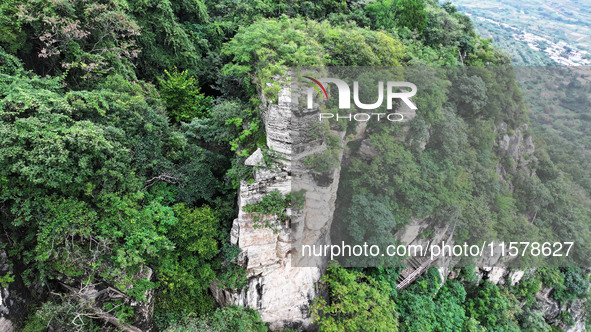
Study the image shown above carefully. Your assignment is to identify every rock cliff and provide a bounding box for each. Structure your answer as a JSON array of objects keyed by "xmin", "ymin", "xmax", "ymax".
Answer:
[
  {"xmin": 214, "ymin": 82, "xmax": 587, "ymax": 331},
  {"xmin": 211, "ymin": 84, "xmax": 346, "ymax": 330}
]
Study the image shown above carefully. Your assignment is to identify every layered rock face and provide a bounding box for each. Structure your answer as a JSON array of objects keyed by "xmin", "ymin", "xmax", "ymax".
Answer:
[
  {"xmin": 211, "ymin": 70, "xmax": 424, "ymax": 328},
  {"xmin": 211, "ymin": 86, "xmax": 346, "ymax": 330},
  {"xmin": 495, "ymin": 122, "xmax": 537, "ymax": 192}
]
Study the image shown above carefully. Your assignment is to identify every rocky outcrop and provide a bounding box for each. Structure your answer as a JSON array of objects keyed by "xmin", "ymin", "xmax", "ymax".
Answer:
[
  {"xmin": 497, "ymin": 123, "xmax": 536, "ymax": 168},
  {"xmin": 0, "ymin": 250, "xmax": 29, "ymax": 332},
  {"xmin": 537, "ymin": 285, "xmax": 587, "ymax": 332},
  {"xmin": 473, "ymin": 267, "xmax": 527, "ymax": 285},
  {"xmin": 495, "ymin": 122, "xmax": 537, "ymax": 191},
  {"xmin": 211, "ymin": 83, "xmax": 347, "ymax": 330}
]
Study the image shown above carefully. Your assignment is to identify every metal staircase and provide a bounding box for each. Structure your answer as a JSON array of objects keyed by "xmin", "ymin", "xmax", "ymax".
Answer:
[{"xmin": 395, "ymin": 230, "xmax": 453, "ymax": 290}]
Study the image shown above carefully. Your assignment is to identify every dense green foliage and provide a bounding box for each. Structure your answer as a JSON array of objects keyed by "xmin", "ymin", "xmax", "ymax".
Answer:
[
  {"xmin": 313, "ymin": 265, "xmax": 589, "ymax": 332},
  {"xmin": 165, "ymin": 306, "xmax": 268, "ymax": 332},
  {"xmin": 0, "ymin": 0, "xmax": 589, "ymax": 330},
  {"xmin": 311, "ymin": 263, "xmax": 398, "ymax": 331},
  {"xmin": 158, "ymin": 69, "xmax": 213, "ymax": 123}
]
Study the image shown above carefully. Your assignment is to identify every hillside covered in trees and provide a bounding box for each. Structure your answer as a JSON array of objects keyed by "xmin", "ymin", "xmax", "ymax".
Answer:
[{"xmin": 0, "ymin": 0, "xmax": 589, "ymax": 331}]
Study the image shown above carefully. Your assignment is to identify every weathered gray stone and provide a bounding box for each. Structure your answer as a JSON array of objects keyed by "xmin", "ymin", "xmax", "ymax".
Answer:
[
  {"xmin": 245, "ymin": 148, "xmax": 264, "ymax": 166},
  {"xmin": 496, "ymin": 123, "xmax": 537, "ymax": 173},
  {"xmin": 211, "ymin": 80, "xmax": 342, "ymax": 330},
  {"xmin": 487, "ymin": 267, "xmax": 507, "ymax": 285},
  {"xmin": 508, "ymin": 270, "xmax": 525, "ymax": 286},
  {"xmin": 0, "ymin": 250, "xmax": 29, "ymax": 332}
]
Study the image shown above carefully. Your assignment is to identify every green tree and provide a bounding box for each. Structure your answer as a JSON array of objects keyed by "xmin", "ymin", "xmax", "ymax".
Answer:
[
  {"xmin": 127, "ymin": 0, "xmax": 209, "ymax": 81},
  {"xmin": 222, "ymin": 16, "xmax": 404, "ymax": 99},
  {"xmin": 366, "ymin": 0, "xmax": 427, "ymax": 33},
  {"xmin": 517, "ymin": 308, "xmax": 551, "ymax": 332},
  {"xmin": 465, "ymin": 282, "xmax": 521, "ymax": 331},
  {"xmin": 155, "ymin": 203, "xmax": 220, "ymax": 317},
  {"xmin": 0, "ymin": 69, "xmax": 226, "ymax": 330},
  {"xmin": 14, "ymin": 0, "xmax": 140, "ymax": 83},
  {"xmin": 165, "ymin": 306, "xmax": 268, "ymax": 332},
  {"xmin": 553, "ymin": 268, "xmax": 590, "ymax": 301},
  {"xmin": 311, "ymin": 264, "xmax": 398, "ymax": 331},
  {"xmin": 395, "ymin": 268, "xmax": 468, "ymax": 332},
  {"xmin": 158, "ymin": 68, "xmax": 213, "ymax": 123}
]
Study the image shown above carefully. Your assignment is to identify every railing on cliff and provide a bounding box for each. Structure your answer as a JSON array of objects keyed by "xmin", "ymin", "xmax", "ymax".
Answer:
[{"xmin": 395, "ymin": 230, "xmax": 453, "ymax": 290}]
